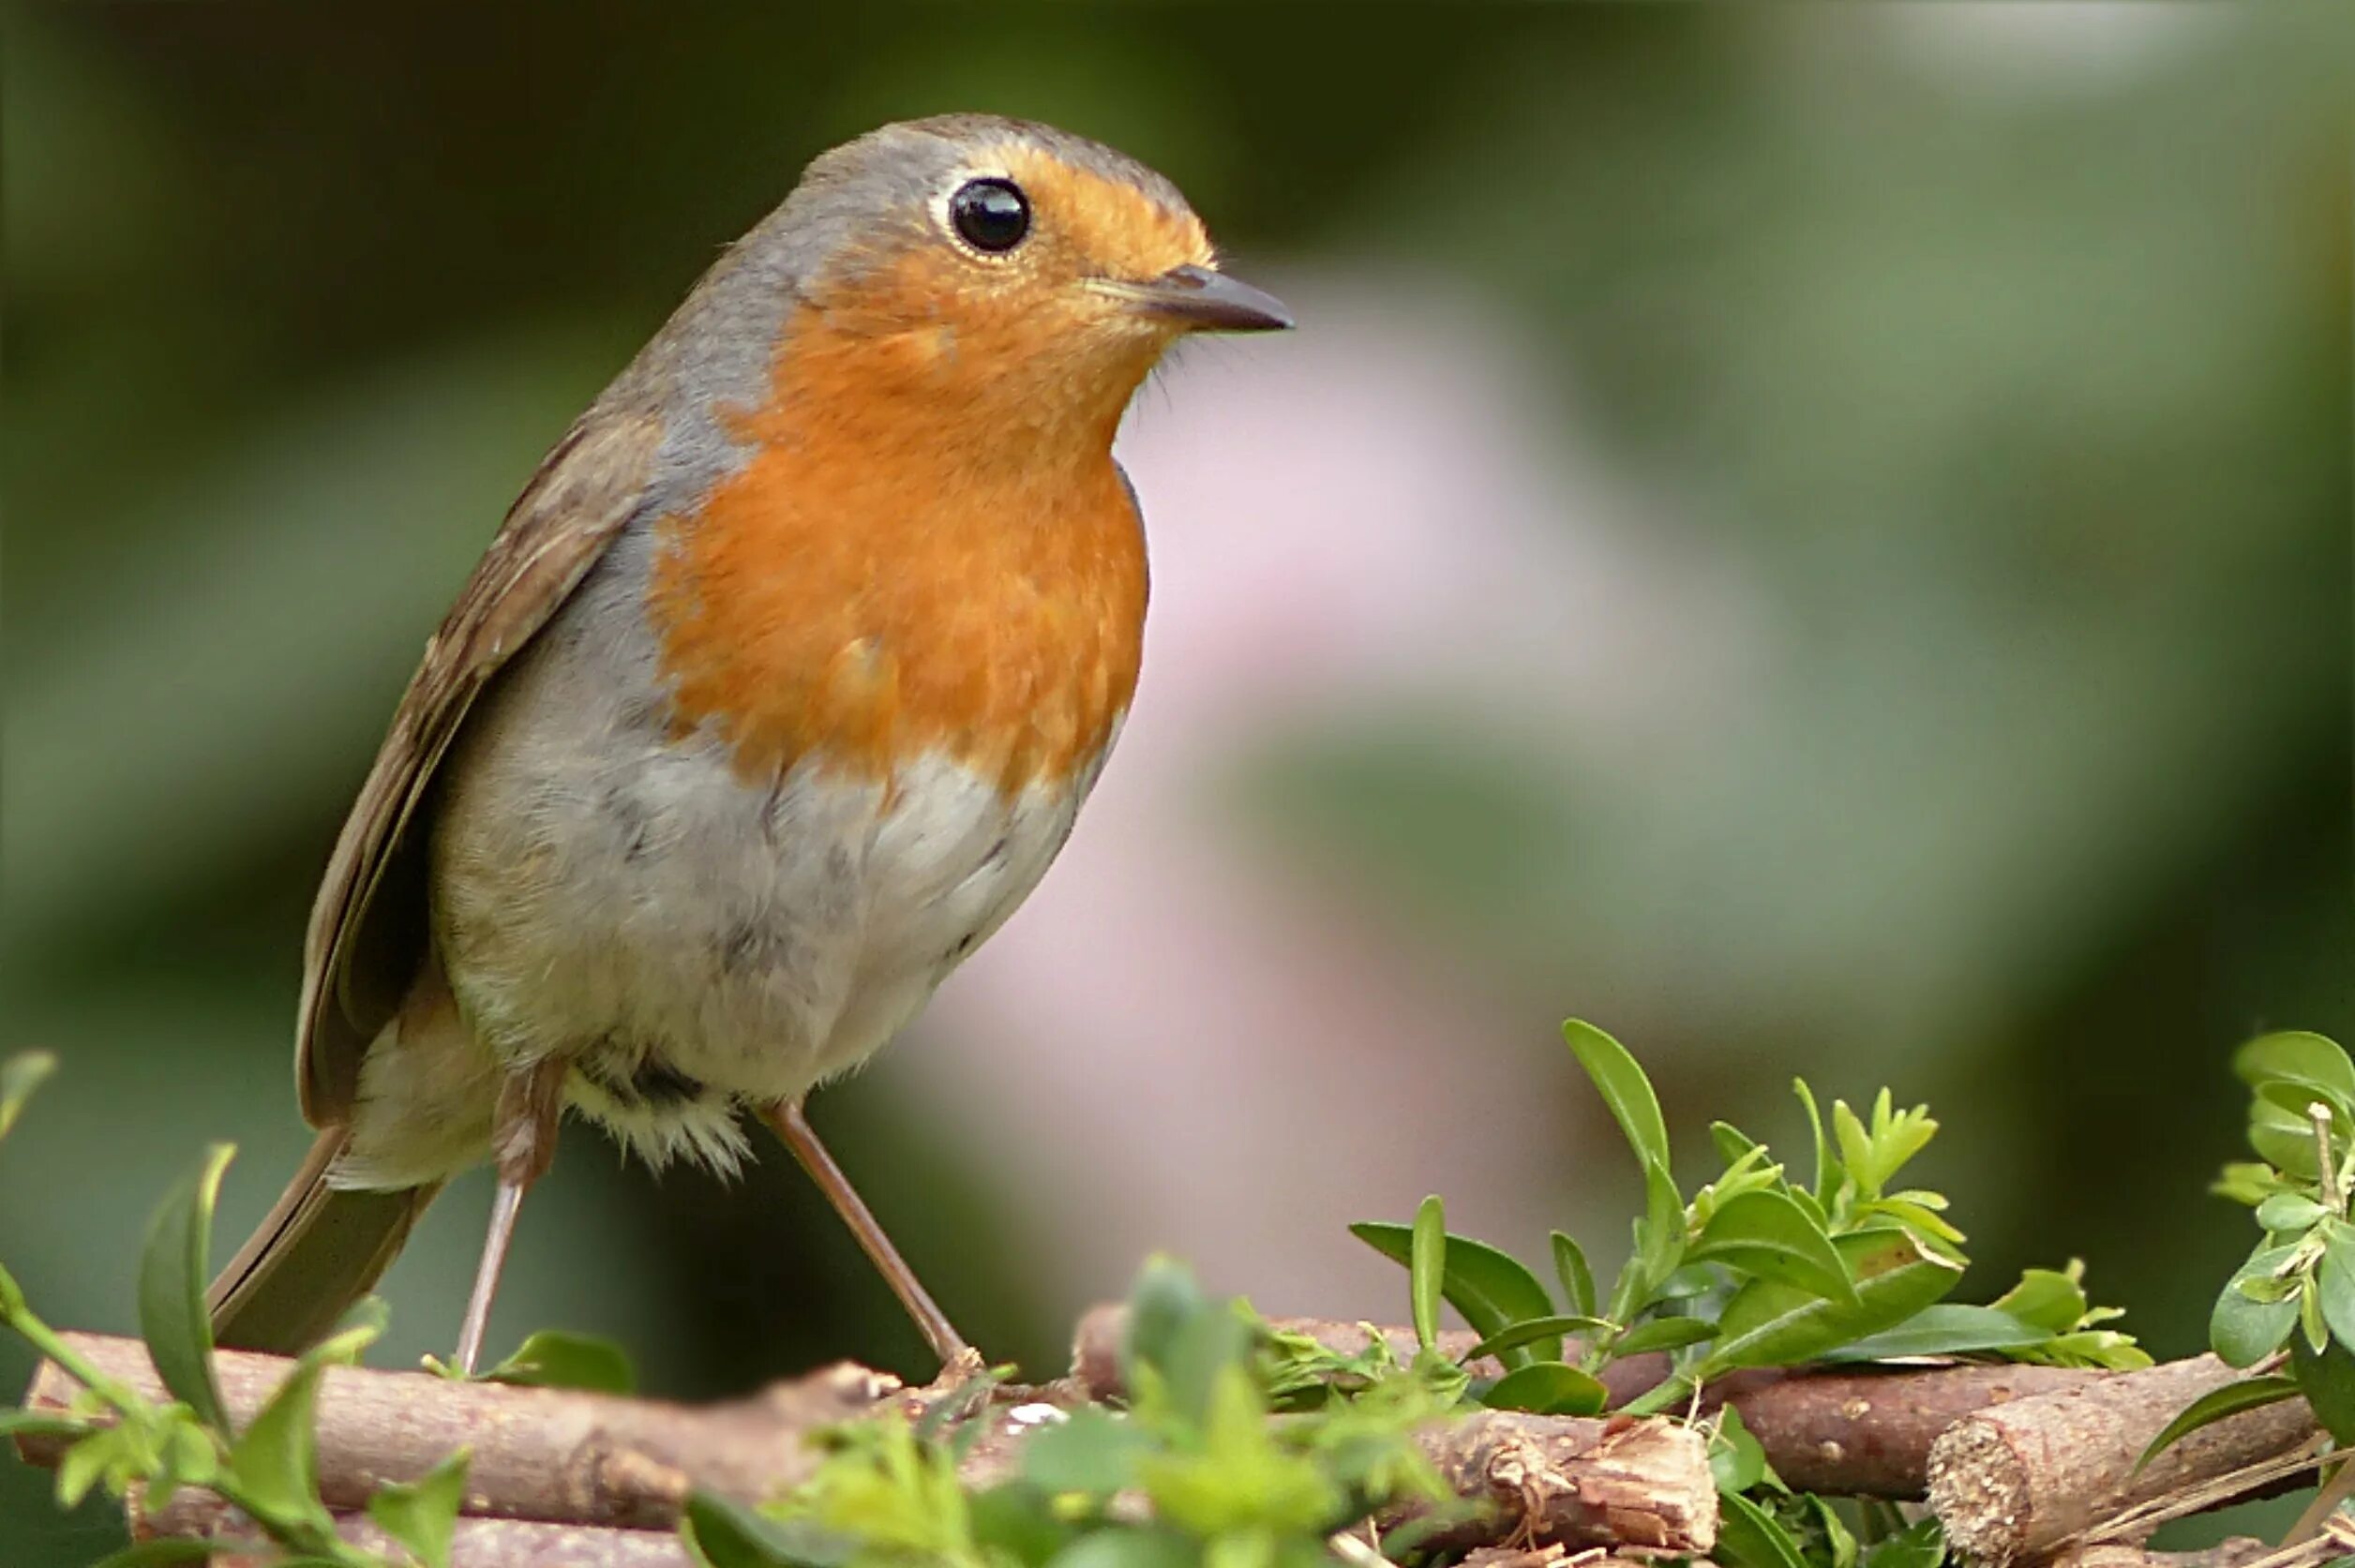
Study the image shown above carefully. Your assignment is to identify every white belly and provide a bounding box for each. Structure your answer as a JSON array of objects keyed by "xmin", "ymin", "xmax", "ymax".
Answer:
[{"xmin": 338, "ymin": 557, "xmax": 1110, "ymax": 1186}]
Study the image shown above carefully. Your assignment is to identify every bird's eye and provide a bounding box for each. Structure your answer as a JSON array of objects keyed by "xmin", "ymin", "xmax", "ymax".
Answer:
[{"xmin": 948, "ymin": 178, "xmax": 1031, "ymax": 254}]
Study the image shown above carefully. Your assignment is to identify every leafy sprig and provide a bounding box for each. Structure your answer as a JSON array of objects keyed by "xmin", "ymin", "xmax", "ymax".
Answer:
[{"xmin": 1352, "ymin": 1022, "xmax": 2145, "ymax": 1424}]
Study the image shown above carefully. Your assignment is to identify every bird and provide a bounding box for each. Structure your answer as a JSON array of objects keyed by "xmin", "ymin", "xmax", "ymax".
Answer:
[{"xmin": 203, "ymin": 113, "xmax": 1291, "ymax": 1375}]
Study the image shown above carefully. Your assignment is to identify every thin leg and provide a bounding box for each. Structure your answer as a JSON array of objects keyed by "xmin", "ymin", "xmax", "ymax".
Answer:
[
  {"xmin": 760, "ymin": 1099, "xmax": 970, "ymax": 1366},
  {"xmin": 454, "ymin": 1057, "xmax": 567, "ymax": 1376}
]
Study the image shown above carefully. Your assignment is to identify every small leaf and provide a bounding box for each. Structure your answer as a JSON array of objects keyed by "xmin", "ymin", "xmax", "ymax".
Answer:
[
  {"xmin": 1022, "ymin": 1406, "xmax": 1148, "ymax": 1496},
  {"xmin": 1793, "ymin": 1079, "xmax": 1840, "ymax": 1208},
  {"xmin": 484, "ymin": 1330, "xmax": 635, "ymax": 1395},
  {"xmin": 1863, "ymin": 1520, "xmax": 1947, "ymax": 1568},
  {"xmin": 1552, "ymin": 1232, "xmax": 1597, "ymax": 1319},
  {"xmin": 1709, "ymin": 1404, "xmax": 1770, "ymax": 1494},
  {"xmin": 1989, "ymin": 1268, "xmax": 2089, "ymax": 1337},
  {"xmin": 1613, "ymin": 1316, "xmax": 1718, "ymax": 1355},
  {"xmin": 1044, "ymin": 1529, "xmax": 1200, "ymax": 1568},
  {"xmin": 1481, "ymin": 1361, "xmax": 1609, "ymax": 1416},
  {"xmin": 1702, "ymin": 1229, "xmax": 1964, "ymax": 1377},
  {"xmin": 1351, "ymin": 1222, "xmax": 1559, "ymax": 1366},
  {"xmin": 0, "ymin": 1051, "xmax": 57, "ymax": 1142},
  {"xmin": 139, "ymin": 1144, "xmax": 235, "ymax": 1436},
  {"xmin": 2250, "ymin": 1096, "xmax": 2324, "ymax": 1181},
  {"xmin": 1816, "ymin": 1305, "xmax": 2045, "ymax": 1363},
  {"xmin": 2138, "ymin": 1374, "xmax": 2302, "ymax": 1471},
  {"xmin": 1633, "ymin": 1155, "xmax": 1688, "ymax": 1300},
  {"xmin": 1462, "ymin": 1315, "xmax": 1616, "ymax": 1365},
  {"xmin": 2295, "ymin": 1332, "xmax": 2355, "ymax": 1444},
  {"xmin": 1712, "ymin": 1122, "xmax": 1762, "ymax": 1166},
  {"xmin": 224, "ymin": 1352, "xmax": 336, "ymax": 1536},
  {"xmin": 368, "ymin": 1448, "xmax": 471, "ymax": 1568},
  {"xmin": 2258, "ymin": 1193, "xmax": 2330, "ymax": 1234},
  {"xmin": 683, "ymin": 1491, "xmax": 859, "ymax": 1568},
  {"xmin": 2235, "ymin": 1033, "xmax": 2355, "ymax": 1101},
  {"xmin": 1410, "ymin": 1196, "xmax": 1446, "ymax": 1354},
  {"xmin": 2321, "ymin": 1229, "xmax": 2355, "ymax": 1351},
  {"xmin": 1718, "ymin": 1489, "xmax": 1810, "ymax": 1568},
  {"xmin": 1564, "ymin": 1020, "xmax": 1671, "ymax": 1175},
  {"xmin": 1689, "ymin": 1189, "xmax": 1859, "ymax": 1307}
]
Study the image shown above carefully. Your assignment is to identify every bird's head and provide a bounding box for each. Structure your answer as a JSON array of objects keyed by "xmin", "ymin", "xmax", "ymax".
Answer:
[{"xmin": 752, "ymin": 114, "xmax": 1290, "ymax": 454}]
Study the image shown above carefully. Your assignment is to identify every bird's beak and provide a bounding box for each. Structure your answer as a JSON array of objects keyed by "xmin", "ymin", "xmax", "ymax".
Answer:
[{"xmin": 1100, "ymin": 264, "xmax": 1293, "ymax": 333}]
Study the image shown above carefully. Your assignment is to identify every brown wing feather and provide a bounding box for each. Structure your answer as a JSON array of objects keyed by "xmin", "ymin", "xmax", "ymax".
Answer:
[{"xmin": 296, "ymin": 408, "xmax": 664, "ymax": 1124}]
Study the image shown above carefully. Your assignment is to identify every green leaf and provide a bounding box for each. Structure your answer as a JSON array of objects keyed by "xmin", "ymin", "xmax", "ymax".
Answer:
[
  {"xmin": 2294, "ymin": 1333, "xmax": 2355, "ymax": 1445},
  {"xmin": 1350, "ymin": 1222, "xmax": 1559, "ymax": 1366},
  {"xmin": 1816, "ymin": 1305, "xmax": 2046, "ymax": 1363},
  {"xmin": 2212, "ymin": 1243, "xmax": 2302, "ymax": 1367},
  {"xmin": 1022, "ymin": 1407, "xmax": 1150, "ymax": 1497},
  {"xmin": 1634, "ymin": 1156, "xmax": 1688, "ymax": 1300},
  {"xmin": 2321, "ymin": 1228, "xmax": 2355, "ymax": 1351},
  {"xmin": 1989, "ymin": 1268, "xmax": 2089, "ymax": 1337},
  {"xmin": 1613, "ymin": 1316, "xmax": 1718, "ymax": 1355},
  {"xmin": 224, "ymin": 1352, "xmax": 335, "ymax": 1537},
  {"xmin": 2235, "ymin": 1032, "xmax": 2355, "ymax": 1104},
  {"xmin": 1044, "ymin": 1529, "xmax": 1201, "ymax": 1568},
  {"xmin": 2137, "ymin": 1375, "xmax": 2302, "ymax": 1471},
  {"xmin": 1688, "ymin": 1189, "xmax": 1859, "ymax": 1307},
  {"xmin": 1410, "ymin": 1196, "xmax": 1446, "ymax": 1354},
  {"xmin": 1552, "ymin": 1232, "xmax": 1598, "ymax": 1320},
  {"xmin": 1565, "ymin": 1020, "xmax": 1671, "ymax": 1175},
  {"xmin": 1709, "ymin": 1404, "xmax": 1770, "ymax": 1494},
  {"xmin": 1718, "ymin": 1489, "xmax": 1810, "ymax": 1568},
  {"xmin": 139, "ymin": 1143, "xmax": 235, "ymax": 1436},
  {"xmin": 1711, "ymin": 1122, "xmax": 1762, "ymax": 1166},
  {"xmin": 1462, "ymin": 1315, "xmax": 1616, "ymax": 1365},
  {"xmin": 1702, "ymin": 1229, "xmax": 1964, "ymax": 1377},
  {"xmin": 84, "ymin": 1544, "xmax": 218, "ymax": 1568},
  {"xmin": 683, "ymin": 1491, "xmax": 859, "ymax": 1568},
  {"xmin": 483, "ymin": 1330, "xmax": 635, "ymax": 1395},
  {"xmin": 367, "ymin": 1448, "xmax": 471, "ymax": 1568},
  {"xmin": 2258, "ymin": 1193, "xmax": 2330, "ymax": 1233},
  {"xmin": 1481, "ymin": 1361, "xmax": 1609, "ymax": 1416},
  {"xmin": 0, "ymin": 1051, "xmax": 57, "ymax": 1142},
  {"xmin": 1862, "ymin": 1519, "xmax": 1947, "ymax": 1568},
  {"xmin": 1793, "ymin": 1080, "xmax": 1841, "ymax": 1208},
  {"xmin": 2250, "ymin": 1096, "xmax": 2324, "ymax": 1181}
]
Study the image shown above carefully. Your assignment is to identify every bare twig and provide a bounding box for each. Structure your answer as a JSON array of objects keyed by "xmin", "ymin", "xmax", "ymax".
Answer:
[{"xmin": 1927, "ymin": 1354, "xmax": 2324, "ymax": 1565}]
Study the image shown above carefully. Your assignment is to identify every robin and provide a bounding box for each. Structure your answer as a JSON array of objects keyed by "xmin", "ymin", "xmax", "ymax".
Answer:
[{"xmin": 203, "ymin": 114, "xmax": 1290, "ymax": 1374}]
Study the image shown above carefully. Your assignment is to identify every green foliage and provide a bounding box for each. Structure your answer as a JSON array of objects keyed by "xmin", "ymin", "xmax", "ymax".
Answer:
[
  {"xmin": 1352, "ymin": 1022, "xmax": 2145, "ymax": 1424},
  {"xmin": 0, "ymin": 1053, "xmax": 455, "ymax": 1568},
  {"xmin": 2155, "ymin": 1031, "xmax": 2355, "ymax": 1461},
  {"xmin": 686, "ymin": 1259, "xmax": 1455, "ymax": 1568}
]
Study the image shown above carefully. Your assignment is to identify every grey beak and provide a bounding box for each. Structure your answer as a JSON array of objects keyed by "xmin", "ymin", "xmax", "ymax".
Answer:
[{"xmin": 1123, "ymin": 264, "xmax": 1293, "ymax": 333}]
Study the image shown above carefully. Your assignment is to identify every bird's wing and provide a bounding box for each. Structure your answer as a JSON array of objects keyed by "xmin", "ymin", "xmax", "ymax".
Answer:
[{"xmin": 296, "ymin": 407, "xmax": 665, "ymax": 1125}]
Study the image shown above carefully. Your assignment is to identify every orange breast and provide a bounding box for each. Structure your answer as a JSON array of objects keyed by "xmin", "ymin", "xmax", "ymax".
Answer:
[{"xmin": 648, "ymin": 304, "xmax": 1150, "ymax": 797}]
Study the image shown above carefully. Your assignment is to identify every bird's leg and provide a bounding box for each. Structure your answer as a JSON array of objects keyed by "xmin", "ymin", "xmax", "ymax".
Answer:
[
  {"xmin": 759, "ymin": 1099, "xmax": 973, "ymax": 1369},
  {"xmin": 454, "ymin": 1055, "xmax": 568, "ymax": 1376}
]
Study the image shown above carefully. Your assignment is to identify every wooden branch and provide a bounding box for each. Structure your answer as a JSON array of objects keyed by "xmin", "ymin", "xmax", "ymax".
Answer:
[
  {"xmin": 22, "ymin": 1333, "xmax": 911, "ymax": 1527},
  {"xmin": 1927, "ymin": 1355, "xmax": 2325, "ymax": 1566},
  {"xmin": 1075, "ymin": 1307, "xmax": 2095, "ymax": 1498},
  {"xmin": 22, "ymin": 1333, "xmax": 1717, "ymax": 1554},
  {"xmin": 140, "ymin": 1492, "xmax": 690, "ymax": 1567}
]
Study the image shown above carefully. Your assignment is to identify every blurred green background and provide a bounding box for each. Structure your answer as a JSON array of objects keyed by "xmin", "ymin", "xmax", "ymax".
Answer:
[{"xmin": 4, "ymin": 6, "xmax": 2348, "ymax": 1562}]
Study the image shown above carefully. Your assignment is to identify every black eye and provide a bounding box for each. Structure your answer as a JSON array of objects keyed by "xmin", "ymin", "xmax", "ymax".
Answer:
[{"xmin": 949, "ymin": 177, "xmax": 1030, "ymax": 253}]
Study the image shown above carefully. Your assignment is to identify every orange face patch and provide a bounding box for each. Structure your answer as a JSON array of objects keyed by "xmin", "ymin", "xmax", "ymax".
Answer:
[{"xmin": 646, "ymin": 300, "xmax": 1151, "ymax": 798}]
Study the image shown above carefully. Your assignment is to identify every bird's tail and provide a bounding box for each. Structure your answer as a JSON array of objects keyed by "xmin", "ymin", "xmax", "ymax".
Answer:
[{"xmin": 206, "ymin": 1127, "xmax": 439, "ymax": 1354}]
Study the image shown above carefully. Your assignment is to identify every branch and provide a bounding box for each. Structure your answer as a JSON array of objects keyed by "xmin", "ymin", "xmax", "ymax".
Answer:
[
  {"xmin": 22, "ymin": 1332, "xmax": 1718, "ymax": 1555},
  {"xmin": 1927, "ymin": 1354, "xmax": 2325, "ymax": 1565},
  {"xmin": 139, "ymin": 1493, "xmax": 689, "ymax": 1567},
  {"xmin": 1076, "ymin": 1308, "xmax": 2097, "ymax": 1498}
]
